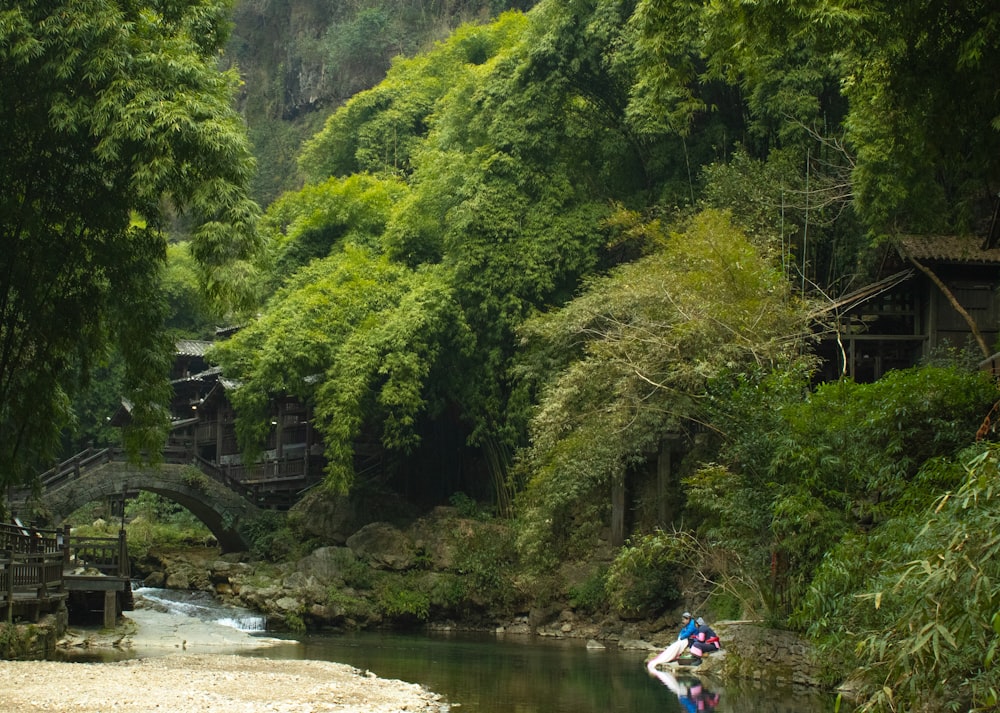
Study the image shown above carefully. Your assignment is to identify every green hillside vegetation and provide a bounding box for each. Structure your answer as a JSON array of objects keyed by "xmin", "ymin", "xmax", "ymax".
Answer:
[
  {"xmin": 211, "ymin": 2, "xmax": 1000, "ymax": 709},
  {"xmin": 206, "ymin": 1, "xmax": 1000, "ymax": 708},
  {"xmin": 223, "ymin": 0, "xmax": 539, "ymax": 203}
]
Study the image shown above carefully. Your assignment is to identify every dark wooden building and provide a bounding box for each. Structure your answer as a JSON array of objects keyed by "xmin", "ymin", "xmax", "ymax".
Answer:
[
  {"xmin": 816, "ymin": 234, "xmax": 1000, "ymax": 382},
  {"xmin": 114, "ymin": 338, "xmax": 325, "ymax": 508}
]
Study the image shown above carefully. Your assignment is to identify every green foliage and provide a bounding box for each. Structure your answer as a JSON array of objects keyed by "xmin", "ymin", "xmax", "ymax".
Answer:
[
  {"xmin": 64, "ymin": 359, "xmax": 126, "ymax": 456},
  {"xmin": 125, "ymin": 491, "xmax": 205, "ymax": 531},
  {"xmin": 0, "ymin": 0, "xmax": 260, "ymax": 486},
  {"xmin": 337, "ymin": 551, "xmax": 377, "ymax": 590},
  {"xmin": 606, "ymin": 532, "xmax": 682, "ymax": 618},
  {"xmin": 516, "ymin": 209, "xmax": 814, "ymax": 568},
  {"xmin": 795, "ymin": 444, "xmax": 1000, "ymax": 712},
  {"xmin": 299, "ymin": 14, "xmax": 530, "ymax": 181},
  {"xmin": 260, "ymin": 173, "xmax": 408, "ymax": 290},
  {"xmin": 0, "ymin": 623, "xmax": 32, "ymax": 660},
  {"xmin": 568, "ymin": 566, "xmax": 609, "ymax": 614},
  {"xmin": 239, "ymin": 511, "xmax": 294, "ymax": 561},
  {"xmin": 452, "ymin": 523, "xmax": 520, "ymax": 613},
  {"xmin": 326, "ymin": 586, "xmax": 377, "ymax": 621},
  {"xmin": 628, "ymin": 0, "xmax": 1000, "ymax": 234},
  {"xmin": 691, "ymin": 362, "xmax": 999, "ymax": 623},
  {"xmin": 375, "ymin": 574, "xmax": 433, "ymax": 622},
  {"xmin": 68, "ymin": 493, "xmax": 214, "ymax": 557},
  {"xmin": 283, "ymin": 610, "xmax": 307, "ymax": 633},
  {"xmin": 448, "ymin": 492, "xmax": 483, "ymax": 519},
  {"xmin": 212, "ymin": 246, "xmax": 473, "ymax": 491},
  {"xmin": 163, "ymin": 242, "xmax": 223, "ymax": 339},
  {"xmin": 181, "ymin": 467, "xmax": 210, "ymax": 493}
]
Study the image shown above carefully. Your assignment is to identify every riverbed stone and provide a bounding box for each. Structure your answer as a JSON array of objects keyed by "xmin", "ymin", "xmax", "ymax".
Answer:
[
  {"xmin": 406, "ymin": 507, "xmax": 461, "ymax": 570},
  {"xmin": 286, "ymin": 488, "xmax": 361, "ymax": 544},
  {"xmin": 165, "ymin": 572, "xmax": 190, "ymax": 590},
  {"xmin": 712, "ymin": 621, "xmax": 823, "ymax": 686},
  {"xmin": 620, "ymin": 639, "xmax": 656, "ymax": 651}
]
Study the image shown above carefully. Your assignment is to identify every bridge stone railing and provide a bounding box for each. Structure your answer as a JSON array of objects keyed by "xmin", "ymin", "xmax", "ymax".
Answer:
[{"xmin": 13, "ymin": 454, "xmax": 262, "ymax": 553}]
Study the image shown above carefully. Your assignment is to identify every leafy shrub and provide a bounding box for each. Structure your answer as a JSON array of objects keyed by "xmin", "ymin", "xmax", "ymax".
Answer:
[
  {"xmin": 180, "ymin": 467, "xmax": 209, "ymax": 493},
  {"xmin": 326, "ymin": 587, "xmax": 375, "ymax": 621},
  {"xmin": 453, "ymin": 523, "xmax": 520, "ymax": 614},
  {"xmin": 239, "ymin": 511, "xmax": 291, "ymax": 561},
  {"xmin": 606, "ymin": 532, "xmax": 682, "ymax": 618},
  {"xmin": 283, "ymin": 610, "xmax": 306, "ymax": 633},
  {"xmin": 568, "ymin": 566, "xmax": 608, "ymax": 613},
  {"xmin": 692, "ymin": 363, "xmax": 998, "ymax": 622},
  {"xmin": 338, "ymin": 551, "xmax": 375, "ymax": 590},
  {"xmin": 375, "ymin": 574, "xmax": 431, "ymax": 623},
  {"xmin": 448, "ymin": 491, "xmax": 480, "ymax": 519},
  {"xmin": 804, "ymin": 444, "xmax": 1000, "ymax": 711}
]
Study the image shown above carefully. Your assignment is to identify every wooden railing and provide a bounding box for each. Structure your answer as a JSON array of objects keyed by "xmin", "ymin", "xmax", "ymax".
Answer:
[
  {"xmin": 36, "ymin": 447, "xmax": 116, "ymax": 491},
  {"xmin": 0, "ymin": 523, "xmax": 67, "ymax": 622},
  {"xmin": 66, "ymin": 529, "xmax": 130, "ymax": 580}
]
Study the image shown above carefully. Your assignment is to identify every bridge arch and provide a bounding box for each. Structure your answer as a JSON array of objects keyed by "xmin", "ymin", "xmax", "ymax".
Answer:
[{"xmin": 34, "ymin": 460, "xmax": 261, "ymax": 553}]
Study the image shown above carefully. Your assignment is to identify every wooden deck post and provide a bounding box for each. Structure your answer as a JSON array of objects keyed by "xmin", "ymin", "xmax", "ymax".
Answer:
[
  {"xmin": 117, "ymin": 530, "xmax": 129, "ymax": 578},
  {"xmin": 103, "ymin": 590, "xmax": 117, "ymax": 629},
  {"xmin": 5, "ymin": 554, "xmax": 13, "ymax": 624},
  {"xmin": 63, "ymin": 525, "xmax": 71, "ymax": 567}
]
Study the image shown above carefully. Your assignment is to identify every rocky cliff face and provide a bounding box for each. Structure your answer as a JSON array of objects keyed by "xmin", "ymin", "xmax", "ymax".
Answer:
[{"xmin": 221, "ymin": 0, "xmax": 538, "ymax": 202}]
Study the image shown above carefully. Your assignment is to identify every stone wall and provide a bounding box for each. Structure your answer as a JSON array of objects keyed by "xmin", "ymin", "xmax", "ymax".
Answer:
[
  {"xmin": 713, "ymin": 620, "xmax": 824, "ymax": 687},
  {"xmin": 0, "ymin": 609, "xmax": 68, "ymax": 660}
]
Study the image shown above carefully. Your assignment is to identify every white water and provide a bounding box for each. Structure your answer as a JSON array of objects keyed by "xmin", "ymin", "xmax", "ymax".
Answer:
[{"xmin": 133, "ymin": 586, "xmax": 267, "ymax": 632}]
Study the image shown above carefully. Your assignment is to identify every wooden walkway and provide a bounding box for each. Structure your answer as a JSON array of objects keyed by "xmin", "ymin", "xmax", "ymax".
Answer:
[{"xmin": 0, "ymin": 522, "xmax": 131, "ymax": 627}]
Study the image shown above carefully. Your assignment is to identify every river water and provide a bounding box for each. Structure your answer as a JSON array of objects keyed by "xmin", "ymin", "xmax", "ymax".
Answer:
[{"xmin": 132, "ymin": 588, "xmax": 848, "ymax": 713}]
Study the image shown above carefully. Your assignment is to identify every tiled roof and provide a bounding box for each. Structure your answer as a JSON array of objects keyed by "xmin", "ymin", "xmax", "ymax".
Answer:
[
  {"xmin": 896, "ymin": 234, "xmax": 1000, "ymax": 264},
  {"xmin": 175, "ymin": 339, "xmax": 213, "ymax": 356}
]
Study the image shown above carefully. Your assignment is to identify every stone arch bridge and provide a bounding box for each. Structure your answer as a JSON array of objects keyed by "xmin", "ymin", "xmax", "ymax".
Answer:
[{"xmin": 11, "ymin": 447, "xmax": 264, "ymax": 552}]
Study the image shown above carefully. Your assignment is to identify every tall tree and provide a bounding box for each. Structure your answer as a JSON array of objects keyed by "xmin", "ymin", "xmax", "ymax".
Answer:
[
  {"xmin": 628, "ymin": 0, "xmax": 1000, "ymax": 234},
  {"xmin": 0, "ymin": 0, "xmax": 260, "ymax": 485}
]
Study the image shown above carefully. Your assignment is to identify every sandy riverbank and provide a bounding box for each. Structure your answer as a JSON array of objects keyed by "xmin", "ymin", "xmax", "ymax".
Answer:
[{"xmin": 0, "ymin": 609, "xmax": 447, "ymax": 712}]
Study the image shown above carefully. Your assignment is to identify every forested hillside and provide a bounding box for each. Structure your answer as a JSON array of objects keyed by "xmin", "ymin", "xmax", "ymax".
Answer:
[{"xmin": 206, "ymin": 1, "xmax": 1000, "ymax": 709}]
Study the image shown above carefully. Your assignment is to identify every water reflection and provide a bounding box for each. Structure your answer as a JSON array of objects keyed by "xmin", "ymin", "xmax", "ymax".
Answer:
[
  {"xmin": 247, "ymin": 630, "xmax": 845, "ymax": 713},
  {"xmin": 651, "ymin": 668, "xmax": 721, "ymax": 711}
]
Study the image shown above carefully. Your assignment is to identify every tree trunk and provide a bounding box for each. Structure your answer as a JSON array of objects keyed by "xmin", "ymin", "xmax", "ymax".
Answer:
[{"xmin": 611, "ymin": 474, "xmax": 625, "ymax": 547}]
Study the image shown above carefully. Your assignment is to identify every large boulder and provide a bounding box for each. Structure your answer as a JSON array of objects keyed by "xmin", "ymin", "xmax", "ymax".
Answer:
[
  {"xmin": 287, "ymin": 489, "xmax": 360, "ymax": 544},
  {"xmin": 346, "ymin": 522, "xmax": 415, "ymax": 571},
  {"xmin": 406, "ymin": 507, "xmax": 460, "ymax": 570},
  {"xmin": 293, "ymin": 546, "xmax": 357, "ymax": 584}
]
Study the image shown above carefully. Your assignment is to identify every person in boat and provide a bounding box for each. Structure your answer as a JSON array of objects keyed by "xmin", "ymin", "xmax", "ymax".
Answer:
[
  {"xmin": 646, "ymin": 612, "xmax": 696, "ymax": 671},
  {"xmin": 688, "ymin": 617, "xmax": 721, "ymax": 662}
]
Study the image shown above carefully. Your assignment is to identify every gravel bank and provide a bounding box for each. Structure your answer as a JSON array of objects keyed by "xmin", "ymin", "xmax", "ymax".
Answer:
[
  {"xmin": 0, "ymin": 609, "xmax": 447, "ymax": 712},
  {"xmin": 0, "ymin": 654, "xmax": 446, "ymax": 712}
]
